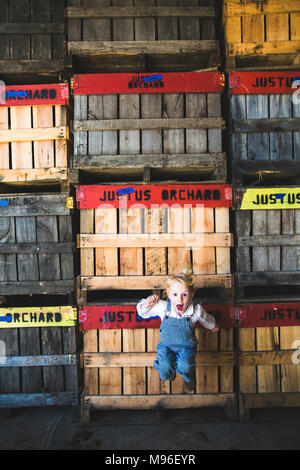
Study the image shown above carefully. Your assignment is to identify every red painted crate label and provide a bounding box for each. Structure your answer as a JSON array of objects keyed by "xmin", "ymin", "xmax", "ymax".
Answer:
[
  {"xmin": 72, "ymin": 72, "xmax": 225, "ymax": 95},
  {"xmin": 79, "ymin": 304, "xmax": 234, "ymax": 330},
  {"xmin": 0, "ymin": 83, "xmax": 69, "ymax": 107},
  {"xmin": 229, "ymin": 71, "xmax": 300, "ymax": 95},
  {"xmin": 238, "ymin": 303, "xmax": 300, "ymax": 328},
  {"xmin": 76, "ymin": 184, "xmax": 233, "ymax": 209}
]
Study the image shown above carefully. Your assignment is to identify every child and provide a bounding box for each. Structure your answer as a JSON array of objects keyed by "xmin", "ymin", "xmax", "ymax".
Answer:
[{"xmin": 136, "ymin": 269, "xmax": 218, "ymax": 392}]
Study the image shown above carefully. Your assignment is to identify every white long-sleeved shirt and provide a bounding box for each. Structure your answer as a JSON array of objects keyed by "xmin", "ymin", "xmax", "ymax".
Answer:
[{"xmin": 136, "ymin": 299, "xmax": 216, "ymax": 330}]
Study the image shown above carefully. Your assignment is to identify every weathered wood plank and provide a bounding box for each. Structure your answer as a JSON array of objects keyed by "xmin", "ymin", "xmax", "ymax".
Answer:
[
  {"xmin": 81, "ymin": 275, "xmax": 233, "ymax": 290},
  {"xmin": 78, "ymin": 233, "xmax": 233, "ymax": 248},
  {"xmin": 82, "ymin": 351, "xmax": 235, "ymax": 368},
  {"xmin": 0, "ymin": 391, "xmax": 78, "ymax": 407},
  {"xmin": 66, "ymin": 6, "xmax": 215, "ymax": 18},
  {"xmin": 0, "ymin": 354, "xmax": 77, "ymax": 367},
  {"xmin": 232, "ymin": 118, "xmax": 300, "ymax": 133},
  {"xmin": 84, "ymin": 393, "xmax": 234, "ymax": 410},
  {"xmin": 0, "ymin": 126, "xmax": 68, "ymax": 143},
  {"xmin": 0, "ymin": 23, "xmax": 64, "ymax": 34},
  {"xmin": 237, "ymin": 235, "xmax": 300, "ymax": 247},
  {"xmin": 0, "ymin": 280, "xmax": 74, "ymax": 295},
  {"xmin": 73, "ymin": 118, "xmax": 224, "ymax": 132},
  {"xmin": 68, "ymin": 39, "xmax": 218, "ymax": 55}
]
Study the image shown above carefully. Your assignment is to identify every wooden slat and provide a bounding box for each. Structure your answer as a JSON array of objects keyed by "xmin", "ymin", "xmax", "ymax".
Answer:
[
  {"xmin": 113, "ymin": 0, "xmax": 133, "ymax": 42},
  {"xmin": 228, "ymin": 41, "xmax": 300, "ymax": 56},
  {"xmin": 0, "ymin": 107, "xmax": 9, "ymax": 169},
  {"xmin": 0, "ymin": 194, "xmax": 71, "ymax": 217},
  {"xmin": 0, "ymin": 280, "xmax": 74, "ymax": 295},
  {"xmin": 0, "ymin": 241, "xmax": 75, "ymax": 254},
  {"xmin": 66, "ymin": 6, "xmax": 215, "ymax": 19},
  {"xmin": 0, "ymin": 23, "xmax": 64, "ymax": 34},
  {"xmin": 256, "ymin": 327, "xmax": 280, "ymax": 393},
  {"xmin": 135, "ymin": 0, "xmax": 155, "ymax": 41},
  {"xmin": 84, "ymin": 393, "xmax": 234, "ymax": 410},
  {"xmin": 0, "ymin": 354, "xmax": 77, "ymax": 367},
  {"xmin": 243, "ymin": 392, "xmax": 300, "ymax": 409},
  {"xmin": 220, "ymin": 328, "xmax": 234, "ymax": 393},
  {"xmin": 238, "ymin": 327, "xmax": 256, "ymax": 394},
  {"xmin": 196, "ymin": 327, "xmax": 218, "ymax": 394},
  {"xmin": 55, "ymin": 105, "xmax": 68, "ymax": 168},
  {"xmin": 82, "ymin": 351, "xmax": 235, "ymax": 368},
  {"xmin": 232, "ymin": 118, "xmax": 300, "ymax": 133},
  {"xmin": 33, "ymin": 106, "xmax": 54, "ymax": 168},
  {"xmin": 10, "ymin": 106, "xmax": 32, "ymax": 169},
  {"xmin": 240, "ymin": 350, "xmax": 299, "ymax": 366},
  {"xmin": 81, "ymin": 275, "xmax": 233, "ymax": 290},
  {"xmin": 82, "ymin": 0, "xmax": 110, "ymax": 42},
  {"xmin": 68, "ymin": 39, "xmax": 218, "ymax": 55},
  {"xmin": 280, "ymin": 326, "xmax": 300, "ymax": 392},
  {"xmin": 242, "ymin": 14, "xmax": 264, "ymax": 44},
  {"xmin": 225, "ymin": 1, "xmax": 300, "ymax": 16},
  {"xmin": 0, "ymin": 392, "xmax": 78, "ymax": 407},
  {"xmin": 0, "ymin": 168, "xmax": 68, "ymax": 182},
  {"xmin": 78, "ymin": 233, "xmax": 233, "ymax": 248},
  {"xmin": 266, "ymin": 13, "xmax": 289, "ymax": 42},
  {"xmin": 0, "ymin": 126, "xmax": 68, "ymax": 143},
  {"xmin": 236, "ymin": 272, "xmax": 300, "ymax": 285},
  {"xmin": 238, "ymin": 235, "xmax": 300, "ymax": 247},
  {"xmin": 192, "ymin": 208, "xmax": 215, "ymax": 275},
  {"xmin": 0, "ymin": 59, "xmax": 65, "ymax": 74},
  {"xmin": 215, "ymin": 207, "xmax": 231, "ymax": 274},
  {"xmin": 73, "ymin": 117, "xmax": 224, "ymax": 132},
  {"xmin": 83, "ymin": 330, "xmax": 98, "ymax": 396}
]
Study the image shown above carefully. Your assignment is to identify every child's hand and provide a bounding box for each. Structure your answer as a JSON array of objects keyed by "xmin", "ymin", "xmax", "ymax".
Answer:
[
  {"xmin": 146, "ymin": 295, "xmax": 159, "ymax": 308},
  {"xmin": 211, "ymin": 325, "xmax": 219, "ymax": 333}
]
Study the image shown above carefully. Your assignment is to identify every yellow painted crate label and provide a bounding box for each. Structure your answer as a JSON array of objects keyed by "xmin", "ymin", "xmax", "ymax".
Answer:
[
  {"xmin": 240, "ymin": 188, "xmax": 300, "ymax": 210},
  {"xmin": 0, "ymin": 306, "xmax": 77, "ymax": 328},
  {"xmin": 66, "ymin": 197, "xmax": 74, "ymax": 209}
]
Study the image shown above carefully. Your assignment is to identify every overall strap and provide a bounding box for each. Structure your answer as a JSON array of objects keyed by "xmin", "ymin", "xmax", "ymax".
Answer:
[{"xmin": 165, "ymin": 299, "xmax": 171, "ymax": 317}]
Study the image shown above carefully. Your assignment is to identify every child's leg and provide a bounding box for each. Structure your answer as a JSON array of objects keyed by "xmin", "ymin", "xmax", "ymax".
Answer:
[
  {"xmin": 153, "ymin": 343, "xmax": 177, "ymax": 381},
  {"xmin": 176, "ymin": 348, "xmax": 196, "ymax": 383}
]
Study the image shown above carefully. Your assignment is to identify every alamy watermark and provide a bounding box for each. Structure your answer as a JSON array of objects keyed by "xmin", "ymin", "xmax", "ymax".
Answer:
[{"xmin": 292, "ymin": 79, "xmax": 300, "ymax": 105}]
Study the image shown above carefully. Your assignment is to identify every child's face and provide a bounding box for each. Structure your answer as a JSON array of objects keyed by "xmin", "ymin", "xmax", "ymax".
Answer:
[{"xmin": 167, "ymin": 281, "xmax": 194, "ymax": 315}]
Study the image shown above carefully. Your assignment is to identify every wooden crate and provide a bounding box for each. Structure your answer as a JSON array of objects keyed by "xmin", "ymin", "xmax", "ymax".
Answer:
[
  {"xmin": 66, "ymin": 0, "xmax": 220, "ymax": 72},
  {"xmin": 235, "ymin": 187, "xmax": 300, "ymax": 302},
  {"xmin": 79, "ymin": 303, "xmax": 236, "ymax": 423},
  {"xmin": 0, "ymin": 305, "xmax": 78, "ymax": 408},
  {"xmin": 76, "ymin": 183, "xmax": 234, "ymax": 305},
  {"xmin": 71, "ymin": 71, "xmax": 226, "ymax": 184},
  {"xmin": 229, "ymin": 71, "xmax": 300, "ymax": 187},
  {"xmin": 0, "ymin": 0, "xmax": 68, "ymax": 81},
  {"xmin": 0, "ymin": 83, "xmax": 70, "ymax": 190},
  {"xmin": 0, "ymin": 193, "xmax": 75, "ymax": 301},
  {"xmin": 237, "ymin": 302, "xmax": 300, "ymax": 419},
  {"xmin": 223, "ymin": 0, "xmax": 300, "ymax": 71}
]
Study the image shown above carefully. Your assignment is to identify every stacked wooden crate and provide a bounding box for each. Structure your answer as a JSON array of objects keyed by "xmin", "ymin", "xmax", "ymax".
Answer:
[
  {"xmin": 0, "ymin": 79, "xmax": 78, "ymax": 407},
  {"xmin": 0, "ymin": 0, "xmax": 68, "ymax": 82},
  {"xmin": 73, "ymin": 64, "xmax": 236, "ymax": 420},
  {"xmin": 223, "ymin": 0, "xmax": 300, "ymax": 71},
  {"xmin": 66, "ymin": 0, "xmax": 220, "ymax": 73},
  {"xmin": 0, "ymin": 83, "xmax": 69, "ymax": 189},
  {"xmin": 224, "ymin": 1, "xmax": 300, "ymax": 418}
]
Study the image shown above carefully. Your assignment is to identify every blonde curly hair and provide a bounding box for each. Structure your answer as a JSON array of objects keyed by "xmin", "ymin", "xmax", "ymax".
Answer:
[{"xmin": 164, "ymin": 268, "xmax": 195, "ymax": 294}]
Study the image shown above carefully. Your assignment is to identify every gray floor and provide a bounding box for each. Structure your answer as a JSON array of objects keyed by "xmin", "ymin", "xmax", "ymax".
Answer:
[{"xmin": 0, "ymin": 405, "xmax": 300, "ymax": 451}]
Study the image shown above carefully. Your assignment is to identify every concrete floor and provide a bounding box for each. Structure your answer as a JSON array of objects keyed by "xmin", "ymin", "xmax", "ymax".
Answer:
[{"xmin": 0, "ymin": 405, "xmax": 300, "ymax": 451}]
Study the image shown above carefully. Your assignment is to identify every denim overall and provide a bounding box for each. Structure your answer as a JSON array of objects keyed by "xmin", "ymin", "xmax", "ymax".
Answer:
[{"xmin": 153, "ymin": 300, "xmax": 198, "ymax": 383}]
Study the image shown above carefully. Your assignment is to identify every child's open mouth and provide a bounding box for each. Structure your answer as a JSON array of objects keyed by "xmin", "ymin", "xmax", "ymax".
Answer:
[{"xmin": 177, "ymin": 304, "xmax": 183, "ymax": 311}]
